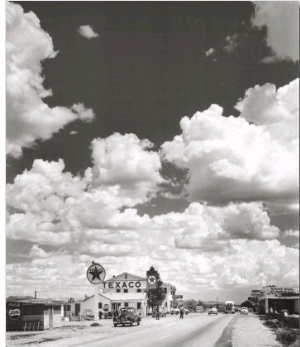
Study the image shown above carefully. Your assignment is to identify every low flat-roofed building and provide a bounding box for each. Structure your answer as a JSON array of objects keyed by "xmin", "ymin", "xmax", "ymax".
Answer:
[
  {"xmin": 248, "ymin": 285, "xmax": 299, "ymax": 314},
  {"xmin": 6, "ymin": 301, "xmax": 62, "ymax": 331}
]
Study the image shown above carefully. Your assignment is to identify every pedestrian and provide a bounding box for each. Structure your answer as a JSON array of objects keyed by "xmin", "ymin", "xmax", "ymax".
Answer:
[
  {"xmin": 180, "ymin": 306, "xmax": 184, "ymax": 319},
  {"xmin": 156, "ymin": 306, "xmax": 160, "ymax": 320}
]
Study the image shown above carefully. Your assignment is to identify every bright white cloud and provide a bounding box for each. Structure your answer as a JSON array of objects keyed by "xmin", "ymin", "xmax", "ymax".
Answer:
[
  {"xmin": 282, "ymin": 229, "xmax": 299, "ymax": 238},
  {"xmin": 153, "ymin": 202, "xmax": 280, "ymax": 252},
  {"xmin": 29, "ymin": 245, "xmax": 50, "ymax": 259},
  {"xmin": 161, "ymin": 79, "xmax": 299, "ymax": 213},
  {"xmin": 224, "ymin": 33, "xmax": 240, "ymax": 53},
  {"xmin": 6, "ymin": 3, "xmax": 95, "ymax": 157},
  {"xmin": 252, "ymin": 1, "xmax": 299, "ymax": 62},
  {"xmin": 77, "ymin": 25, "xmax": 99, "ymax": 39},
  {"xmin": 205, "ymin": 48, "xmax": 215, "ymax": 57},
  {"xmin": 6, "ymin": 238, "xmax": 298, "ymax": 298},
  {"xmin": 89, "ymin": 133, "xmax": 165, "ymax": 206}
]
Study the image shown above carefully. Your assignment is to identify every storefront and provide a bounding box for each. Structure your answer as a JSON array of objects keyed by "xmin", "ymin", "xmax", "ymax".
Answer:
[
  {"xmin": 6, "ymin": 301, "xmax": 62, "ymax": 331},
  {"xmin": 255, "ymin": 286, "xmax": 299, "ymax": 314}
]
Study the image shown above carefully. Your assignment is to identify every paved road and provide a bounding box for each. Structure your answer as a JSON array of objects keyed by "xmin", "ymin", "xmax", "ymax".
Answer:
[{"xmin": 73, "ymin": 313, "xmax": 238, "ymax": 347}]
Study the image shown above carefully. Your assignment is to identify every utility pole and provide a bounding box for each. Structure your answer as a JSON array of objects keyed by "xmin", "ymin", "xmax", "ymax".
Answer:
[
  {"xmin": 216, "ymin": 297, "xmax": 218, "ymax": 310},
  {"xmin": 35, "ymin": 291, "xmax": 37, "ymax": 299}
]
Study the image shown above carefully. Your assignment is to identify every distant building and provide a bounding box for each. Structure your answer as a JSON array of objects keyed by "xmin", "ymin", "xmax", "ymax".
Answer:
[
  {"xmin": 6, "ymin": 300, "xmax": 62, "ymax": 331},
  {"xmin": 248, "ymin": 285, "xmax": 299, "ymax": 314},
  {"xmin": 161, "ymin": 283, "xmax": 176, "ymax": 312}
]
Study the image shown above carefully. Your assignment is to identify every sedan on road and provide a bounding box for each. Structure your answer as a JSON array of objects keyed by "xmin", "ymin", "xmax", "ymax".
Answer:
[
  {"xmin": 208, "ymin": 306, "xmax": 218, "ymax": 315},
  {"xmin": 240, "ymin": 307, "xmax": 249, "ymax": 315}
]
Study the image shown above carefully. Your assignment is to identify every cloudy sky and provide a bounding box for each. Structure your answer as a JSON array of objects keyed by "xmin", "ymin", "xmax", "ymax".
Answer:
[{"xmin": 6, "ymin": 1, "xmax": 299, "ymax": 303}]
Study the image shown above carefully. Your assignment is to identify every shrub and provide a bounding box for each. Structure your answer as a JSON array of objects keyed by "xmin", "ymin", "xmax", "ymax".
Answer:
[
  {"xmin": 276, "ymin": 328, "xmax": 299, "ymax": 346},
  {"xmin": 263, "ymin": 319, "xmax": 282, "ymax": 329}
]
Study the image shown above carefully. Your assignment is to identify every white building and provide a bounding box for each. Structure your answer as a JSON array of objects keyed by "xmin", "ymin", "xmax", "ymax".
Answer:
[
  {"xmin": 161, "ymin": 283, "xmax": 176, "ymax": 312},
  {"xmin": 71, "ymin": 272, "xmax": 175, "ymax": 319}
]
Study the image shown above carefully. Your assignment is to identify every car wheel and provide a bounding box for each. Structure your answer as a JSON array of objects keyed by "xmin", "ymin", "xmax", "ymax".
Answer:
[
  {"xmin": 130, "ymin": 321, "xmax": 133, "ymax": 326},
  {"xmin": 114, "ymin": 323, "xmax": 117, "ymax": 327}
]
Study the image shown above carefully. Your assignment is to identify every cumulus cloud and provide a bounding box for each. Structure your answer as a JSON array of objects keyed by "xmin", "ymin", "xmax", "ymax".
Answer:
[
  {"xmin": 6, "ymin": 158, "xmax": 298, "ymax": 296},
  {"xmin": 282, "ymin": 229, "xmax": 299, "ymax": 238},
  {"xmin": 223, "ymin": 33, "xmax": 240, "ymax": 53},
  {"xmin": 6, "ymin": 141, "xmax": 155, "ymax": 249},
  {"xmin": 89, "ymin": 133, "xmax": 165, "ymax": 206},
  {"xmin": 205, "ymin": 48, "xmax": 215, "ymax": 57},
  {"xmin": 161, "ymin": 79, "xmax": 299, "ymax": 213},
  {"xmin": 29, "ymin": 245, "xmax": 50, "ymax": 259},
  {"xmin": 252, "ymin": 1, "xmax": 299, "ymax": 62},
  {"xmin": 6, "ymin": 3, "xmax": 95, "ymax": 157},
  {"xmin": 6, "ymin": 238, "xmax": 298, "ymax": 298},
  {"xmin": 77, "ymin": 25, "xmax": 99, "ymax": 39},
  {"xmin": 153, "ymin": 202, "xmax": 280, "ymax": 252}
]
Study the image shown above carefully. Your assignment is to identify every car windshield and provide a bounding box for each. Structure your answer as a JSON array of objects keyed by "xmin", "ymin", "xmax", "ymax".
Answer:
[{"xmin": 120, "ymin": 308, "xmax": 134, "ymax": 314}]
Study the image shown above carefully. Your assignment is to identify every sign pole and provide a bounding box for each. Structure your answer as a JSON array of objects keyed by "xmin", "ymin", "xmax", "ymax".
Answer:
[
  {"xmin": 86, "ymin": 261, "xmax": 106, "ymax": 323},
  {"xmin": 94, "ymin": 285, "xmax": 99, "ymax": 322}
]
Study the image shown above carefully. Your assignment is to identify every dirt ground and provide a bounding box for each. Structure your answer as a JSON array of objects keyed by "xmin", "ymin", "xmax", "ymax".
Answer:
[{"xmin": 5, "ymin": 313, "xmax": 292, "ymax": 347}]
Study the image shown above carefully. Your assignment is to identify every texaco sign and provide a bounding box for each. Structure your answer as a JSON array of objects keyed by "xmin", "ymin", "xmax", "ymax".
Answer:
[{"xmin": 86, "ymin": 262, "xmax": 106, "ymax": 285}]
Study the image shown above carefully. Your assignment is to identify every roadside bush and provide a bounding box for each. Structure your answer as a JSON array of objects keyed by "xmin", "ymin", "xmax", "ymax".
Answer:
[
  {"xmin": 289, "ymin": 336, "xmax": 300, "ymax": 347},
  {"xmin": 263, "ymin": 319, "xmax": 282, "ymax": 329},
  {"xmin": 276, "ymin": 328, "xmax": 299, "ymax": 346}
]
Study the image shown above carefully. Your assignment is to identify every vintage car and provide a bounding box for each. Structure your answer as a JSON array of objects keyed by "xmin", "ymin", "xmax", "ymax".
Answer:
[
  {"xmin": 171, "ymin": 308, "xmax": 180, "ymax": 315},
  {"xmin": 208, "ymin": 306, "xmax": 218, "ymax": 315},
  {"xmin": 113, "ymin": 307, "xmax": 141, "ymax": 327},
  {"xmin": 81, "ymin": 309, "xmax": 94, "ymax": 321},
  {"xmin": 240, "ymin": 307, "xmax": 249, "ymax": 315}
]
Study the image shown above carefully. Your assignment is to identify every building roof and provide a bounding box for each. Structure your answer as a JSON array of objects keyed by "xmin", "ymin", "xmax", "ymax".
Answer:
[
  {"xmin": 106, "ymin": 272, "xmax": 146, "ymax": 281},
  {"xmin": 83, "ymin": 291, "xmax": 146, "ymax": 302},
  {"xmin": 100, "ymin": 292, "xmax": 147, "ymax": 302}
]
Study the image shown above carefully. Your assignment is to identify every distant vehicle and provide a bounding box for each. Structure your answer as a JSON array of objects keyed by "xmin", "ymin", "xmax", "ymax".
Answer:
[
  {"xmin": 171, "ymin": 308, "xmax": 180, "ymax": 315},
  {"xmin": 81, "ymin": 309, "xmax": 94, "ymax": 321},
  {"xmin": 240, "ymin": 307, "xmax": 249, "ymax": 315},
  {"xmin": 152, "ymin": 306, "xmax": 167, "ymax": 318},
  {"xmin": 113, "ymin": 307, "xmax": 141, "ymax": 327},
  {"xmin": 208, "ymin": 306, "xmax": 218, "ymax": 315},
  {"xmin": 224, "ymin": 301, "xmax": 235, "ymax": 314},
  {"xmin": 196, "ymin": 306, "xmax": 204, "ymax": 313}
]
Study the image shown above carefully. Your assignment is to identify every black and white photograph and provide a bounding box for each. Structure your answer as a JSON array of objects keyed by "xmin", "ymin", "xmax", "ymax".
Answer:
[{"xmin": 5, "ymin": 1, "xmax": 299, "ymax": 346}]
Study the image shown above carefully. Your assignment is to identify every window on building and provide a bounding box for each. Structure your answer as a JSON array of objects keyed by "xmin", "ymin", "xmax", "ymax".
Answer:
[
  {"xmin": 164, "ymin": 288, "xmax": 167, "ymax": 293},
  {"xmin": 116, "ymin": 289, "xmax": 121, "ymax": 293},
  {"xmin": 124, "ymin": 289, "xmax": 128, "ymax": 293},
  {"xmin": 124, "ymin": 303, "xmax": 128, "ymax": 307},
  {"xmin": 137, "ymin": 303, "xmax": 141, "ymax": 309},
  {"xmin": 125, "ymin": 274, "xmax": 128, "ymax": 279},
  {"xmin": 98, "ymin": 302, "xmax": 102, "ymax": 309},
  {"xmin": 137, "ymin": 289, "xmax": 141, "ymax": 293}
]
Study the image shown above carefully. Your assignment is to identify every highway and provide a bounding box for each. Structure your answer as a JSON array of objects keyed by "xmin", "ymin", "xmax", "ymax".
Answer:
[{"xmin": 72, "ymin": 313, "xmax": 238, "ymax": 347}]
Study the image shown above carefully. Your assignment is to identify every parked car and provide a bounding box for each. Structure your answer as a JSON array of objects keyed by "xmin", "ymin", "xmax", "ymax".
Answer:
[
  {"xmin": 113, "ymin": 307, "xmax": 141, "ymax": 327},
  {"xmin": 152, "ymin": 306, "xmax": 167, "ymax": 318},
  {"xmin": 184, "ymin": 308, "xmax": 190, "ymax": 315},
  {"xmin": 208, "ymin": 306, "xmax": 218, "ymax": 315},
  {"xmin": 81, "ymin": 309, "xmax": 94, "ymax": 321},
  {"xmin": 171, "ymin": 308, "xmax": 180, "ymax": 315},
  {"xmin": 240, "ymin": 307, "xmax": 249, "ymax": 315}
]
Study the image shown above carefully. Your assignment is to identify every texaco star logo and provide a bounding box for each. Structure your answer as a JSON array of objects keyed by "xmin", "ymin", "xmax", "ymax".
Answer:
[
  {"xmin": 148, "ymin": 275, "xmax": 157, "ymax": 284},
  {"xmin": 87, "ymin": 262, "xmax": 106, "ymax": 284}
]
